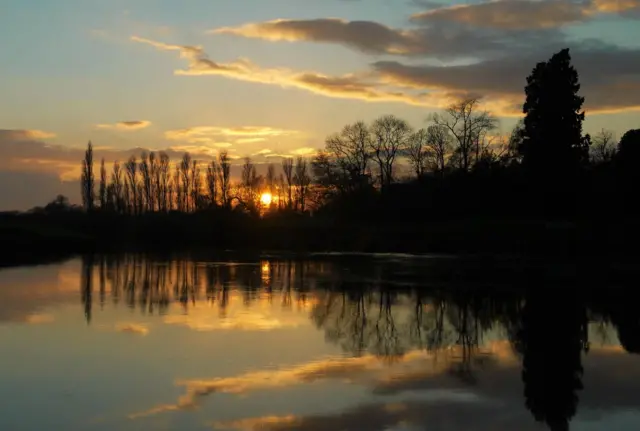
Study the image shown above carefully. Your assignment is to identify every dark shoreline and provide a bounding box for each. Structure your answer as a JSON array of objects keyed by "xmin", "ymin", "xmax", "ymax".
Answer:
[{"xmin": 2, "ymin": 211, "xmax": 640, "ymax": 270}]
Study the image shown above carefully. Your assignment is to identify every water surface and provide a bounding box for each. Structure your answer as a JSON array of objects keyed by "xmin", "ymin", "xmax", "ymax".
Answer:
[{"xmin": 1, "ymin": 254, "xmax": 640, "ymax": 431}]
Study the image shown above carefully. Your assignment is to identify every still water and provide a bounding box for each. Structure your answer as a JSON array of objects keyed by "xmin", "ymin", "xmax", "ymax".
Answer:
[{"xmin": 1, "ymin": 254, "xmax": 640, "ymax": 431}]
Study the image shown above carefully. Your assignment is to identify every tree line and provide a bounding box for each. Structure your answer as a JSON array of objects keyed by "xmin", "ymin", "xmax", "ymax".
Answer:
[
  {"xmin": 80, "ymin": 148, "xmax": 313, "ymax": 215},
  {"xmin": 74, "ymin": 47, "xmax": 638, "ymax": 222}
]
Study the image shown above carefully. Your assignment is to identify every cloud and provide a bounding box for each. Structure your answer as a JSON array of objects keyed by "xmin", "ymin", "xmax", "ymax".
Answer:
[
  {"xmin": 163, "ymin": 310, "xmax": 298, "ymax": 332},
  {"xmin": 128, "ymin": 351, "xmax": 430, "ymax": 419},
  {"xmin": 0, "ymin": 129, "xmax": 56, "ymax": 140},
  {"xmin": 409, "ymin": 0, "xmax": 640, "ymax": 31},
  {"xmin": 130, "ymin": 35, "xmax": 482, "ymax": 111},
  {"xmin": 25, "ymin": 313, "xmax": 55, "ymax": 324},
  {"xmin": 209, "ymin": 17, "xmax": 538, "ymax": 58},
  {"xmin": 115, "ymin": 323, "xmax": 149, "ymax": 335},
  {"xmin": 413, "ymin": 0, "xmax": 590, "ymax": 30},
  {"xmin": 164, "ymin": 126, "xmax": 296, "ymax": 144},
  {"xmin": 95, "ymin": 120, "xmax": 151, "ymax": 131},
  {"xmin": 373, "ymin": 47, "xmax": 640, "ymax": 114},
  {"xmin": 211, "ymin": 18, "xmax": 429, "ymax": 55},
  {"xmin": 210, "ymin": 345, "xmax": 640, "ymax": 431}
]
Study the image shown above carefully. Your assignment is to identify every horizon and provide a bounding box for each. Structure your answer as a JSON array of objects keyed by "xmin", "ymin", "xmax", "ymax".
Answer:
[{"xmin": 2, "ymin": 0, "xmax": 639, "ymax": 210}]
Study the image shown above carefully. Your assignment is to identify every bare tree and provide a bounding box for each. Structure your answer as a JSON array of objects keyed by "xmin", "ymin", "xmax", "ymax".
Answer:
[
  {"xmin": 180, "ymin": 153, "xmax": 192, "ymax": 212},
  {"xmin": 406, "ymin": 128, "xmax": 430, "ymax": 178},
  {"xmin": 325, "ymin": 121, "xmax": 370, "ymax": 189},
  {"xmin": 277, "ymin": 173, "xmax": 286, "ymax": 210},
  {"xmin": 110, "ymin": 161, "xmax": 123, "ymax": 213},
  {"xmin": 370, "ymin": 115, "xmax": 412, "ymax": 189},
  {"xmin": 173, "ymin": 165, "xmax": 182, "ymax": 212},
  {"xmin": 431, "ymin": 98, "xmax": 497, "ymax": 172},
  {"xmin": 99, "ymin": 158, "xmax": 107, "ymax": 209},
  {"xmin": 156, "ymin": 152, "xmax": 170, "ymax": 212},
  {"xmin": 294, "ymin": 157, "xmax": 311, "ymax": 212},
  {"xmin": 218, "ymin": 151, "xmax": 231, "ymax": 209},
  {"xmin": 190, "ymin": 159, "xmax": 202, "ymax": 210},
  {"xmin": 206, "ymin": 160, "xmax": 218, "ymax": 206},
  {"xmin": 591, "ymin": 128, "xmax": 617, "ymax": 163},
  {"xmin": 139, "ymin": 151, "xmax": 153, "ymax": 212},
  {"xmin": 124, "ymin": 155, "xmax": 138, "ymax": 214},
  {"xmin": 427, "ymin": 124, "xmax": 452, "ymax": 175},
  {"xmin": 241, "ymin": 157, "xmax": 261, "ymax": 210},
  {"xmin": 282, "ymin": 157, "xmax": 294, "ymax": 209},
  {"xmin": 266, "ymin": 163, "xmax": 276, "ymax": 198}
]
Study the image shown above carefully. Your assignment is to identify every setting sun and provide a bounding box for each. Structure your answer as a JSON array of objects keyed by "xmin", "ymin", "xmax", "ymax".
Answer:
[{"xmin": 260, "ymin": 193, "xmax": 272, "ymax": 206}]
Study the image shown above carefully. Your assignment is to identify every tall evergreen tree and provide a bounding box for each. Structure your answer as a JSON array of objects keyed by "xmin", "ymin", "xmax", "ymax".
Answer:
[
  {"xmin": 520, "ymin": 48, "xmax": 586, "ymax": 214},
  {"xmin": 521, "ymin": 48, "xmax": 586, "ymax": 176}
]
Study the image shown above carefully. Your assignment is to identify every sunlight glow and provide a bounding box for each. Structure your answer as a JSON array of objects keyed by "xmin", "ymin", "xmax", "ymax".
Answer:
[{"xmin": 260, "ymin": 192, "xmax": 272, "ymax": 206}]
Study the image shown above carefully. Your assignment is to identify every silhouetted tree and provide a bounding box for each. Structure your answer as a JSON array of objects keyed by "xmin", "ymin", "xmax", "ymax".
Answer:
[
  {"xmin": 521, "ymin": 48, "xmax": 586, "ymax": 180},
  {"xmin": 99, "ymin": 158, "xmax": 107, "ymax": 209},
  {"xmin": 431, "ymin": 98, "xmax": 497, "ymax": 172},
  {"xmin": 325, "ymin": 121, "xmax": 371, "ymax": 190},
  {"xmin": 266, "ymin": 163, "xmax": 276, "ymax": 205},
  {"xmin": 369, "ymin": 115, "xmax": 411, "ymax": 190},
  {"xmin": 427, "ymin": 124, "xmax": 452, "ymax": 175},
  {"xmin": 81, "ymin": 141, "xmax": 95, "ymax": 211},
  {"xmin": 294, "ymin": 156, "xmax": 311, "ymax": 212},
  {"xmin": 125, "ymin": 156, "xmax": 138, "ymax": 215},
  {"xmin": 407, "ymin": 128, "xmax": 430, "ymax": 178},
  {"xmin": 190, "ymin": 159, "xmax": 202, "ymax": 210},
  {"xmin": 218, "ymin": 151, "xmax": 231, "ymax": 209},
  {"xmin": 140, "ymin": 151, "xmax": 153, "ymax": 212},
  {"xmin": 206, "ymin": 160, "xmax": 218, "ymax": 207},
  {"xmin": 180, "ymin": 153, "xmax": 192, "ymax": 212},
  {"xmin": 590, "ymin": 129, "xmax": 616, "ymax": 163},
  {"xmin": 110, "ymin": 160, "xmax": 124, "ymax": 213},
  {"xmin": 282, "ymin": 157, "xmax": 294, "ymax": 209}
]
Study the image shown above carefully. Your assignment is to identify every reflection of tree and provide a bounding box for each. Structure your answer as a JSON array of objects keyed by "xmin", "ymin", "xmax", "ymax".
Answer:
[
  {"xmin": 514, "ymin": 292, "xmax": 588, "ymax": 431},
  {"xmin": 81, "ymin": 254, "xmax": 94, "ymax": 324}
]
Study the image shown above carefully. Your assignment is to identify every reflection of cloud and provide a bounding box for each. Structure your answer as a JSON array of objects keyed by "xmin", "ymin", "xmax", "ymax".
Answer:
[
  {"xmin": 25, "ymin": 313, "xmax": 55, "ymax": 324},
  {"xmin": 116, "ymin": 323, "xmax": 149, "ymax": 336},
  {"xmin": 0, "ymin": 264, "xmax": 80, "ymax": 323},
  {"xmin": 211, "ymin": 345, "xmax": 640, "ymax": 431},
  {"xmin": 160, "ymin": 290, "xmax": 310, "ymax": 333},
  {"xmin": 128, "ymin": 351, "xmax": 430, "ymax": 419},
  {"xmin": 163, "ymin": 311, "xmax": 296, "ymax": 332},
  {"xmin": 211, "ymin": 398, "xmax": 541, "ymax": 431},
  {"xmin": 95, "ymin": 120, "xmax": 151, "ymax": 131}
]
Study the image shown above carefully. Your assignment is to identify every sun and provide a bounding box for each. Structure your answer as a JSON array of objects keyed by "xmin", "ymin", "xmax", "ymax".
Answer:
[{"xmin": 260, "ymin": 192, "xmax": 272, "ymax": 206}]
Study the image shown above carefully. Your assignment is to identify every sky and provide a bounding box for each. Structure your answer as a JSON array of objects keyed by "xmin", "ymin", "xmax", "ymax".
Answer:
[{"xmin": 1, "ymin": 0, "xmax": 639, "ymax": 210}]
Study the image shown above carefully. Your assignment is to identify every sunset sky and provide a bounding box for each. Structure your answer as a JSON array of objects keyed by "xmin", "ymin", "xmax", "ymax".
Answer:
[{"xmin": 1, "ymin": 0, "xmax": 639, "ymax": 209}]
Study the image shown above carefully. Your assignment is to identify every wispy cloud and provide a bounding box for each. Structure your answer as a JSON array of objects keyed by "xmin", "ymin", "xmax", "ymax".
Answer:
[
  {"xmin": 130, "ymin": 35, "xmax": 487, "ymax": 113},
  {"xmin": 95, "ymin": 120, "xmax": 151, "ymax": 131},
  {"xmin": 115, "ymin": 323, "xmax": 149, "ymax": 336},
  {"xmin": 128, "ymin": 351, "xmax": 430, "ymax": 419}
]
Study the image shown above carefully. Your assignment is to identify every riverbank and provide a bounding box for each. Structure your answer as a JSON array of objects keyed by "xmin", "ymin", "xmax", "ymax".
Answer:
[{"xmin": 0, "ymin": 211, "xmax": 638, "ymax": 267}]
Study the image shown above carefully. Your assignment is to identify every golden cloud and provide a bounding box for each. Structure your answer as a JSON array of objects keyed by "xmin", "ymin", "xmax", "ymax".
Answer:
[
  {"xmin": 210, "ymin": 18, "xmax": 424, "ymax": 55},
  {"xmin": 130, "ymin": 35, "xmax": 478, "ymax": 112},
  {"xmin": 95, "ymin": 120, "xmax": 152, "ymax": 131}
]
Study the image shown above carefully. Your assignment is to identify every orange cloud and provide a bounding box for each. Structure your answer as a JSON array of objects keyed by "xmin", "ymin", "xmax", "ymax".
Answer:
[
  {"xmin": 130, "ymin": 35, "xmax": 477, "ymax": 112},
  {"xmin": 95, "ymin": 120, "xmax": 151, "ymax": 131}
]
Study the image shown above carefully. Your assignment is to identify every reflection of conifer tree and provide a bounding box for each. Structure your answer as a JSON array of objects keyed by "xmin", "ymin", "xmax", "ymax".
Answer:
[
  {"xmin": 516, "ymin": 292, "xmax": 588, "ymax": 431},
  {"xmin": 606, "ymin": 292, "xmax": 640, "ymax": 354},
  {"xmin": 80, "ymin": 254, "xmax": 94, "ymax": 324}
]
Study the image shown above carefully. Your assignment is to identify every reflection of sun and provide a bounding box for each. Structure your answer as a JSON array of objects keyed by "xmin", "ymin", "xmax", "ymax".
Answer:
[{"xmin": 260, "ymin": 193, "xmax": 272, "ymax": 206}]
